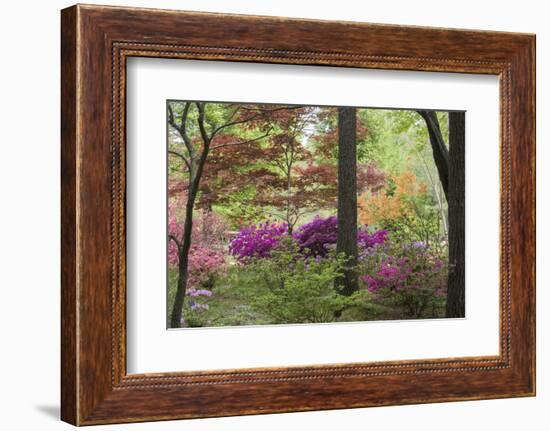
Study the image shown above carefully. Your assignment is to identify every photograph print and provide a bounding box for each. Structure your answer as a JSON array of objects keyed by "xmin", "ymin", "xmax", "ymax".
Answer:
[{"xmin": 166, "ymin": 101, "xmax": 465, "ymax": 329}]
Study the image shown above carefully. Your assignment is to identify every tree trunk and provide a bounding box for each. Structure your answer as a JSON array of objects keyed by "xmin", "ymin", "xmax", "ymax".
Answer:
[
  {"xmin": 169, "ymin": 186, "xmax": 198, "ymax": 328},
  {"xmin": 446, "ymin": 112, "xmax": 466, "ymax": 318},
  {"xmin": 170, "ymin": 145, "xmax": 210, "ymax": 328},
  {"xmin": 286, "ymin": 164, "xmax": 293, "ymax": 235},
  {"xmin": 335, "ymin": 107, "xmax": 359, "ymax": 296},
  {"xmin": 417, "ymin": 111, "xmax": 450, "ymax": 200}
]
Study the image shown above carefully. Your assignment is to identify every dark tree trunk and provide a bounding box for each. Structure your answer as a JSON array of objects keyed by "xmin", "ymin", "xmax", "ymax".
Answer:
[
  {"xmin": 170, "ymin": 145, "xmax": 210, "ymax": 328},
  {"xmin": 417, "ymin": 111, "xmax": 450, "ymax": 200},
  {"xmin": 169, "ymin": 186, "xmax": 197, "ymax": 328},
  {"xmin": 286, "ymin": 168, "xmax": 293, "ymax": 235},
  {"xmin": 446, "ymin": 112, "xmax": 466, "ymax": 318},
  {"xmin": 335, "ymin": 107, "xmax": 359, "ymax": 296}
]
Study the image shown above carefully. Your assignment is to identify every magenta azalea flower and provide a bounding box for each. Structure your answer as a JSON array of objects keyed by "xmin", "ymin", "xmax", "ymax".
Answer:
[
  {"xmin": 229, "ymin": 222, "xmax": 288, "ymax": 262},
  {"xmin": 293, "ymin": 216, "xmax": 388, "ymax": 257}
]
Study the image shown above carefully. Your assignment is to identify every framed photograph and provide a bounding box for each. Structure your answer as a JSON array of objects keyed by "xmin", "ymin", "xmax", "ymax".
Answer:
[{"xmin": 61, "ymin": 4, "xmax": 535, "ymax": 425}]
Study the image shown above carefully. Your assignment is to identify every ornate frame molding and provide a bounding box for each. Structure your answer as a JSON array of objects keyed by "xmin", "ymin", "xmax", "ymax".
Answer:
[{"xmin": 61, "ymin": 5, "xmax": 535, "ymax": 425}]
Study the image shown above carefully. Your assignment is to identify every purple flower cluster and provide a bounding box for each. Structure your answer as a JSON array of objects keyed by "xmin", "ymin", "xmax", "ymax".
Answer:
[
  {"xmin": 294, "ymin": 216, "xmax": 388, "ymax": 257},
  {"xmin": 362, "ymin": 248, "xmax": 446, "ymax": 294},
  {"xmin": 230, "ymin": 216, "xmax": 388, "ymax": 263},
  {"xmin": 358, "ymin": 228, "xmax": 388, "ymax": 250},
  {"xmin": 362, "ymin": 256, "xmax": 414, "ymax": 293},
  {"xmin": 229, "ymin": 222, "xmax": 288, "ymax": 262},
  {"xmin": 187, "ymin": 288, "xmax": 213, "ymax": 297},
  {"xmin": 189, "ymin": 301, "xmax": 209, "ymax": 311},
  {"xmin": 293, "ymin": 216, "xmax": 338, "ymax": 257}
]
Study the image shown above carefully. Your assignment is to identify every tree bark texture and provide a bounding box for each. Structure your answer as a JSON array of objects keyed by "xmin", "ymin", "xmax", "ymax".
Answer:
[
  {"xmin": 446, "ymin": 111, "xmax": 466, "ymax": 318},
  {"xmin": 169, "ymin": 186, "xmax": 197, "ymax": 328},
  {"xmin": 336, "ymin": 107, "xmax": 359, "ymax": 295},
  {"xmin": 169, "ymin": 102, "xmax": 211, "ymax": 328},
  {"xmin": 417, "ymin": 110, "xmax": 450, "ymax": 200}
]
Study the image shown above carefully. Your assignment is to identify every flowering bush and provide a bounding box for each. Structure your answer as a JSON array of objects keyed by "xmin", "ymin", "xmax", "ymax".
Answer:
[
  {"xmin": 229, "ymin": 222, "xmax": 288, "ymax": 263},
  {"xmin": 183, "ymin": 271, "xmax": 218, "ymax": 328},
  {"xmin": 184, "ymin": 299, "xmax": 210, "ymax": 327},
  {"xmin": 194, "ymin": 210, "xmax": 229, "ymax": 251},
  {"xmin": 359, "ymin": 242, "xmax": 447, "ymax": 318},
  {"xmin": 359, "ymin": 171, "xmax": 443, "ymax": 247},
  {"xmin": 230, "ymin": 216, "xmax": 388, "ymax": 263},
  {"xmin": 358, "ymin": 227, "xmax": 389, "ymax": 250},
  {"xmin": 359, "ymin": 171, "xmax": 427, "ymax": 226},
  {"xmin": 293, "ymin": 215, "xmax": 388, "ymax": 257},
  {"xmin": 186, "ymin": 291, "xmax": 210, "ymax": 316},
  {"xmin": 292, "ymin": 216, "xmax": 338, "ymax": 257},
  {"xmin": 168, "ymin": 208, "xmax": 229, "ymax": 266},
  {"xmin": 187, "ymin": 288, "xmax": 213, "ymax": 297},
  {"xmin": 187, "ymin": 245, "xmax": 226, "ymax": 290}
]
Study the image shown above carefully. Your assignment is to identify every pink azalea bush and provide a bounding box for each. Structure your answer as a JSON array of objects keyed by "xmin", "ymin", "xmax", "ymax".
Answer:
[
  {"xmin": 168, "ymin": 207, "xmax": 229, "ymax": 266},
  {"xmin": 168, "ymin": 206, "xmax": 228, "ymax": 293},
  {"xmin": 187, "ymin": 245, "xmax": 226, "ymax": 290},
  {"xmin": 193, "ymin": 210, "xmax": 229, "ymax": 251},
  {"xmin": 178, "ymin": 244, "xmax": 224, "ymax": 326},
  {"xmin": 360, "ymin": 242, "xmax": 447, "ymax": 318}
]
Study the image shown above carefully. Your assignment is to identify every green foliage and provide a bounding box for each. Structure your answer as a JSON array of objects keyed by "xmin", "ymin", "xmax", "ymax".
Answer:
[
  {"xmin": 357, "ymin": 109, "xmax": 449, "ymax": 183},
  {"xmin": 212, "ymin": 187, "xmax": 265, "ymax": 228},
  {"xmin": 357, "ymin": 109, "xmax": 417, "ymax": 173},
  {"xmin": 184, "ymin": 310, "xmax": 207, "ymax": 328},
  {"xmin": 244, "ymin": 238, "xmax": 353, "ymax": 323},
  {"xmin": 380, "ymin": 193, "xmax": 444, "ymax": 249}
]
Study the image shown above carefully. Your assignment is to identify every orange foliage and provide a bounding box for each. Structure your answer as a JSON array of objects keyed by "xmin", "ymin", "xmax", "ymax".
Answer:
[{"xmin": 359, "ymin": 171, "xmax": 428, "ymax": 226}]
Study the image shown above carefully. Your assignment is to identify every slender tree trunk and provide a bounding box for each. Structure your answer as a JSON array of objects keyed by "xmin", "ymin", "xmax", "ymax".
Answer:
[
  {"xmin": 170, "ymin": 185, "xmax": 198, "ymax": 328},
  {"xmin": 170, "ymin": 145, "xmax": 210, "ymax": 328},
  {"xmin": 412, "ymin": 138, "xmax": 448, "ymax": 238},
  {"xmin": 417, "ymin": 111, "xmax": 449, "ymax": 200},
  {"xmin": 336, "ymin": 107, "xmax": 359, "ymax": 295},
  {"xmin": 286, "ymin": 161, "xmax": 293, "ymax": 235},
  {"xmin": 446, "ymin": 112, "xmax": 466, "ymax": 318},
  {"xmin": 438, "ymin": 182, "xmax": 448, "ymax": 237}
]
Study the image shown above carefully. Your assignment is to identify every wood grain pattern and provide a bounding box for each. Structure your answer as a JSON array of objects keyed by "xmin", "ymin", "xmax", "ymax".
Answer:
[
  {"xmin": 61, "ymin": 4, "xmax": 536, "ymax": 425},
  {"xmin": 60, "ymin": 5, "xmax": 78, "ymax": 425}
]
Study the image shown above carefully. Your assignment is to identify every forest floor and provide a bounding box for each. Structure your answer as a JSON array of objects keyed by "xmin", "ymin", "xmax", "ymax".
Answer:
[{"xmin": 167, "ymin": 267, "xmax": 445, "ymax": 329}]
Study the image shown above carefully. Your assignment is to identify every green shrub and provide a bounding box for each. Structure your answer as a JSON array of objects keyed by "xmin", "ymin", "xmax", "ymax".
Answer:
[{"xmin": 246, "ymin": 238, "xmax": 355, "ymax": 323}]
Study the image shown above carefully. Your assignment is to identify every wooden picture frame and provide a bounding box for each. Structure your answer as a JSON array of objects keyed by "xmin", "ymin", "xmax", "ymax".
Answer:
[{"xmin": 61, "ymin": 4, "xmax": 535, "ymax": 425}]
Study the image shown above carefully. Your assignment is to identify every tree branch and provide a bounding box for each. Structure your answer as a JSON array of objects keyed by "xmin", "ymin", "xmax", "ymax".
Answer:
[
  {"xmin": 416, "ymin": 110, "xmax": 449, "ymax": 200},
  {"xmin": 210, "ymin": 106, "xmax": 303, "ymax": 139},
  {"xmin": 167, "ymin": 102, "xmax": 194, "ymax": 158},
  {"xmin": 168, "ymin": 234, "xmax": 181, "ymax": 250},
  {"xmin": 210, "ymin": 128, "xmax": 273, "ymax": 150},
  {"xmin": 180, "ymin": 102, "xmax": 191, "ymax": 134},
  {"xmin": 210, "ymin": 113, "xmax": 264, "ymax": 139},
  {"xmin": 168, "ymin": 149, "xmax": 191, "ymax": 171},
  {"xmin": 195, "ymin": 102, "xmax": 211, "ymax": 145},
  {"xmin": 167, "ymin": 103, "xmax": 175, "ymax": 127}
]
